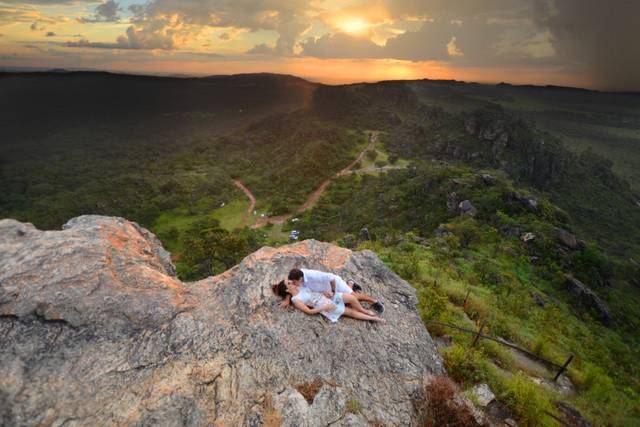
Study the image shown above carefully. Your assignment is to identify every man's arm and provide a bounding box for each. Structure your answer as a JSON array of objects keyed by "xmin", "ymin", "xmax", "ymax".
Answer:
[{"xmin": 320, "ymin": 275, "xmax": 337, "ymax": 297}]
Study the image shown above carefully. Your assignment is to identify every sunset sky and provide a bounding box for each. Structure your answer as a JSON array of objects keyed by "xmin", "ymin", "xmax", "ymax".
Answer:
[{"xmin": 1, "ymin": 0, "xmax": 638, "ymax": 90}]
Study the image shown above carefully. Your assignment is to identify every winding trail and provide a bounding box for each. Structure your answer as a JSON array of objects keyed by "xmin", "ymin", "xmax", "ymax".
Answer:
[
  {"xmin": 232, "ymin": 179, "xmax": 256, "ymax": 227},
  {"xmin": 233, "ymin": 131, "xmax": 379, "ymax": 229}
]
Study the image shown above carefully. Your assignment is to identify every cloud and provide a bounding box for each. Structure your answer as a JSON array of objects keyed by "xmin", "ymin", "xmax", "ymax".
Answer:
[
  {"xmin": 301, "ymin": 18, "xmax": 510, "ymax": 63},
  {"xmin": 246, "ymin": 43, "xmax": 275, "ymax": 55},
  {"xmin": 300, "ymin": 32, "xmax": 384, "ymax": 59},
  {"xmin": 0, "ymin": 4, "xmax": 56, "ymax": 25},
  {"xmin": 383, "ymin": 0, "xmax": 528, "ymax": 20},
  {"xmin": 533, "ymin": 0, "xmax": 640, "ymax": 91},
  {"xmin": 66, "ymin": 37, "xmax": 128, "ymax": 49},
  {"xmin": 114, "ymin": 20, "xmax": 180, "ymax": 50},
  {"xmin": 78, "ymin": 0, "xmax": 120, "ymax": 23},
  {"xmin": 301, "ymin": 4, "xmax": 559, "ymax": 69},
  {"xmin": 105, "ymin": 0, "xmax": 314, "ymax": 52},
  {"xmin": 30, "ymin": 20, "xmax": 45, "ymax": 30},
  {"xmin": 45, "ymin": 31, "xmax": 56, "ymax": 37},
  {"xmin": 1, "ymin": 0, "xmax": 96, "ymax": 4}
]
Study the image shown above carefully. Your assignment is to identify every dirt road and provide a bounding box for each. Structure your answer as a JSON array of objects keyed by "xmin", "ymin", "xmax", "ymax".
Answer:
[
  {"xmin": 233, "ymin": 131, "xmax": 379, "ymax": 229},
  {"xmin": 232, "ymin": 179, "xmax": 256, "ymax": 227}
]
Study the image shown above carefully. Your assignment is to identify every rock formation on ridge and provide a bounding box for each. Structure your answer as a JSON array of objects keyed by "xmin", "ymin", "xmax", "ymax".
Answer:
[{"xmin": 0, "ymin": 215, "xmax": 445, "ymax": 426}]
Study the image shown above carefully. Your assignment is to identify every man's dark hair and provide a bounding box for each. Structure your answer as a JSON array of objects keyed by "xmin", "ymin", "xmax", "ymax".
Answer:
[{"xmin": 288, "ymin": 268, "xmax": 304, "ymax": 281}]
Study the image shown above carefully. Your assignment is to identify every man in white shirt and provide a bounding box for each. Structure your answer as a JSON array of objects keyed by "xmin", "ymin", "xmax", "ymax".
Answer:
[{"xmin": 279, "ymin": 268, "xmax": 384, "ymax": 313}]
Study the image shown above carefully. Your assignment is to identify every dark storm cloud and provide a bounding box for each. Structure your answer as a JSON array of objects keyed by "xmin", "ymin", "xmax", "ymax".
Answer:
[
  {"xmin": 66, "ymin": 38, "xmax": 129, "ymax": 49},
  {"xmin": 533, "ymin": 0, "xmax": 640, "ymax": 91},
  {"xmin": 383, "ymin": 0, "xmax": 527, "ymax": 19},
  {"xmin": 300, "ymin": 32, "xmax": 384, "ymax": 59},
  {"xmin": 302, "ymin": 18, "xmax": 518, "ymax": 65},
  {"xmin": 301, "ymin": 0, "xmax": 538, "ymax": 65}
]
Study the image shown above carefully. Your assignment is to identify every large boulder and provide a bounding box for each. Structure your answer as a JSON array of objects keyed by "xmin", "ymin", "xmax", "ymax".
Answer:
[
  {"xmin": 458, "ymin": 200, "xmax": 478, "ymax": 216},
  {"xmin": 0, "ymin": 215, "xmax": 444, "ymax": 427}
]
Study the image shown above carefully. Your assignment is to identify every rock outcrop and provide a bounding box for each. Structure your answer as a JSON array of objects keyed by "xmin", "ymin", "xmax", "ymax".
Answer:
[
  {"xmin": 0, "ymin": 215, "xmax": 444, "ymax": 427},
  {"xmin": 564, "ymin": 275, "xmax": 613, "ymax": 325}
]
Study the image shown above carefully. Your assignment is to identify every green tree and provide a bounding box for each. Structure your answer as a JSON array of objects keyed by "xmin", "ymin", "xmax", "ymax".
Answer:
[{"xmin": 180, "ymin": 218, "xmax": 264, "ymax": 280}]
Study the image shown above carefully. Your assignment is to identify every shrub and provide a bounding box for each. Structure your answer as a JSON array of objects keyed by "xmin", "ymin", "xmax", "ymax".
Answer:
[
  {"xmin": 418, "ymin": 283, "xmax": 449, "ymax": 321},
  {"xmin": 472, "ymin": 260, "xmax": 502, "ymax": 288},
  {"xmin": 500, "ymin": 372, "xmax": 554, "ymax": 427},
  {"xmin": 392, "ymin": 252, "xmax": 420, "ymax": 280},
  {"xmin": 422, "ymin": 376, "xmax": 485, "ymax": 426},
  {"xmin": 444, "ymin": 287, "xmax": 468, "ymax": 307},
  {"xmin": 530, "ymin": 336, "xmax": 547, "ymax": 357},
  {"xmin": 158, "ymin": 226, "xmax": 179, "ymax": 243},
  {"xmin": 295, "ymin": 379, "xmax": 323, "ymax": 404},
  {"xmin": 442, "ymin": 344, "xmax": 490, "ymax": 384},
  {"xmin": 449, "ymin": 217, "xmax": 483, "ymax": 248}
]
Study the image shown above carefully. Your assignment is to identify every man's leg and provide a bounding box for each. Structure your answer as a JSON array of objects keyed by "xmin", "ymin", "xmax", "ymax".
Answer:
[
  {"xmin": 353, "ymin": 292, "xmax": 376, "ymax": 303},
  {"xmin": 336, "ymin": 276, "xmax": 384, "ymax": 312}
]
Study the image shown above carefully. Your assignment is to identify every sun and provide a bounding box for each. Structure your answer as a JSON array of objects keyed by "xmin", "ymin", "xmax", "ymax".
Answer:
[{"xmin": 338, "ymin": 18, "xmax": 369, "ymax": 34}]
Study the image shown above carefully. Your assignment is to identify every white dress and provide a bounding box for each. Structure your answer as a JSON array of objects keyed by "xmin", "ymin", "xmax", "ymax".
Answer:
[{"xmin": 291, "ymin": 287, "xmax": 346, "ymax": 323}]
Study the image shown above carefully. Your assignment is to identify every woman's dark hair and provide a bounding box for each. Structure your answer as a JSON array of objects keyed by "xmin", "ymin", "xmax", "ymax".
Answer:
[
  {"xmin": 288, "ymin": 268, "xmax": 304, "ymax": 281},
  {"xmin": 271, "ymin": 280, "xmax": 288, "ymax": 299}
]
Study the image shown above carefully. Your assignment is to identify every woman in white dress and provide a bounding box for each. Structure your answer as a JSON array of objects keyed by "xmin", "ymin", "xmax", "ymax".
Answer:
[{"xmin": 272, "ymin": 280, "xmax": 386, "ymax": 323}]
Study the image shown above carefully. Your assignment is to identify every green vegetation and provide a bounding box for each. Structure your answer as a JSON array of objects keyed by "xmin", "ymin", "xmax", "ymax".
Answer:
[
  {"xmin": 345, "ymin": 398, "xmax": 362, "ymax": 414},
  {"xmin": 178, "ymin": 217, "xmax": 265, "ymax": 280},
  {"xmin": 407, "ymin": 80, "xmax": 640, "ymax": 191},
  {"xmin": 211, "ymin": 199, "xmax": 253, "ymax": 230},
  {"xmin": 2, "ymin": 73, "xmax": 640, "ymax": 425},
  {"xmin": 294, "ymin": 161, "xmax": 640, "ymax": 424}
]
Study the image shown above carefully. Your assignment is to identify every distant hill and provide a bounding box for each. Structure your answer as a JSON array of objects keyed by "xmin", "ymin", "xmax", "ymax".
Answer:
[
  {"xmin": 0, "ymin": 71, "xmax": 316, "ymax": 158},
  {"xmin": 406, "ymin": 79, "xmax": 640, "ymax": 190}
]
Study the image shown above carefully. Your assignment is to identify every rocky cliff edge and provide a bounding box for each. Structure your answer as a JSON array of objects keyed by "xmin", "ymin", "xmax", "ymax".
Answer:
[{"xmin": 0, "ymin": 215, "xmax": 444, "ymax": 426}]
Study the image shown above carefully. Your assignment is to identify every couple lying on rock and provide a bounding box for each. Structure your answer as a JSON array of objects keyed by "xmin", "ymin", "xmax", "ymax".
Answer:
[{"xmin": 272, "ymin": 268, "xmax": 386, "ymax": 323}]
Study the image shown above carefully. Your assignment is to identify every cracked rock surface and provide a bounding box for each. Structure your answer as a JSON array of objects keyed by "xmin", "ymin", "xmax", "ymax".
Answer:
[{"xmin": 1, "ymin": 215, "xmax": 444, "ymax": 426}]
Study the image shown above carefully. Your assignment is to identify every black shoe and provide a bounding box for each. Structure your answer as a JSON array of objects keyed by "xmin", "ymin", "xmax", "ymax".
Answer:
[
  {"xmin": 371, "ymin": 301, "xmax": 384, "ymax": 313},
  {"xmin": 348, "ymin": 279, "xmax": 363, "ymax": 292}
]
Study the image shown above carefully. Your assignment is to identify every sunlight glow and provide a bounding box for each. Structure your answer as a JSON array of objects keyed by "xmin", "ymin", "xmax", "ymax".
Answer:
[{"xmin": 338, "ymin": 18, "xmax": 369, "ymax": 34}]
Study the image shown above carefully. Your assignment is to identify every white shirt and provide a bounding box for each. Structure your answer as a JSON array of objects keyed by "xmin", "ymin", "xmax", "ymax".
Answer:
[{"xmin": 300, "ymin": 268, "xmax": 337, "ymax": 293}]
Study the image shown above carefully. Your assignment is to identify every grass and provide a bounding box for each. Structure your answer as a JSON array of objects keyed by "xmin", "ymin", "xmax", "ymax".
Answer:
[
  {"xmin": 357, "ymin": 236, "xmax": 640, "ymax": 426},
  {"xmin": 152, "ymin": 198, "xmax": 251, "ymax": 256},
  {"xmin": 262, "ymin": 222, "xmax": 291, "ymax": 243},
  {"xmin": 354, "ymin": 134, "xmax": 410, "ymax": 176},
  {"xmin": 345, "ymin": 397, "xmax": 362, "ymax": 414},
  {"xmin": 211, "ymin": 199, "xmax": 252, "ymax": 230},
  {"xmin": 152, "ymin": 207, "xmax": 214, "ymax": 253}
]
